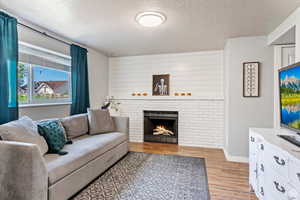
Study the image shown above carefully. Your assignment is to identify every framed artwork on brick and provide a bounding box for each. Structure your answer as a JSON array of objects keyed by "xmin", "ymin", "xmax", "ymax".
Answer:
[
  {"xmin": 152, "ymin": 74, "xmax": 170, "ymax": 96},
  {"xmin": 243, "ymin": 62, "xmax": 260, "ymax": 97}
]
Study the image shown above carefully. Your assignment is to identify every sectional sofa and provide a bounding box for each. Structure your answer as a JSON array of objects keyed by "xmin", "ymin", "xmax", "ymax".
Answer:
[{"xmin": 0, "ymin": 114, "xmax": 129, "ymax": 200}]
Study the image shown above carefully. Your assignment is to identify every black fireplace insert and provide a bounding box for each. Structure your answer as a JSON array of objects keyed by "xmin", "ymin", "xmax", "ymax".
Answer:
[{"xmin": 144, "ymin": 110, "xmax": 178, "ymax": 144}]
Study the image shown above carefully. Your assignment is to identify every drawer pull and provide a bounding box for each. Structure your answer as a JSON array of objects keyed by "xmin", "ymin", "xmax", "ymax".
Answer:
[
  {"xmin": 260, "ymin": 164, "xmax": 264, "ymax": 172},
  {"xmin": 254, "ymin": 169, "xmax": 258, "ymax": 178},
  {"xmin": 297, "ymin": 173, "xmax": 300, "ymax": 181},
  {"xmin": 260, "ymin": 187, "xmax": 264, "ymax": 196},
  {"xmin": 260, "ymin": 144, "xmax": 264, "ymax": 150},
  {"xmin": 273, "ymin": 156, "xmax": 285, "ymax": 166},
  {"xmin": 250, "ymin": 136, "xmax": 255, "ymax": 142},
  {"xmin": 274, "ymin": 181, "xmax": 286, "ymax": 193}
]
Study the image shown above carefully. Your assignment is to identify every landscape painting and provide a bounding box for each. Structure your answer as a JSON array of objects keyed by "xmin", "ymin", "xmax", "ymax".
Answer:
[{"xmin": 280, "ymin": 65, "xmax": 300, "ymax": 130}]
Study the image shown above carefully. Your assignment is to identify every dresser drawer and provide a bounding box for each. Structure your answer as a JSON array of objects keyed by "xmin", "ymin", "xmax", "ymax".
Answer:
[
  {"xmin": 265, "ymin": 143, "xmax": 289, "ymax": 178},
  {"xmin": 265, "ymin": 168, "xmax": 289, "ymax": 200},
  {"xmin": 249, "ymin": 155, "xmax": 258, "ymax": 192},
  {"xmin": 289, "ymin": 157, "xmax": 300, "ymax": 191},
  {"xmin": 268, "ymin": 186, "xmax": 299, "ymax": 200},
  {"xmin": 249, "ymin": 135, "xmax": 258, "ymax": 155},
  {"xmin": 257, "ymin": 159, "xmax": 265, "ymax": 177},
  {"xmin": 287, "ymin": 185, "xmax": 300, "ymax": 200},
  {"xmin": 257, "ymin": 174, "xmax": 267, "ymax": 200}
]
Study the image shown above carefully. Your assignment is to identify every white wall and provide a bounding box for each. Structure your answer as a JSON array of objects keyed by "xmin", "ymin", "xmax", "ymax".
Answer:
[
  {"xmin": 268, "ymin": 7, "xmax": 300, "ymax": 61},
  {"xmin": 109, "ymin": 51, "xmax": 225, "ymax": 148},
  {"xmin": 88, "ymin": 49, "xmax": 109, "ymax": 109},
  {"xmin": 19, "ymin": 104, "xmax": 71, "ymax": 120},
  {"xmin": 109, "ymin": 51, "xmax": 224, "ymax": 99},
  {"xmin": 18, "ymin": 23, "xmax": 109, "ymax": 120},
  {"xmin": 224, "ymin": 36, "xmax": 274, "ymax": 161}
]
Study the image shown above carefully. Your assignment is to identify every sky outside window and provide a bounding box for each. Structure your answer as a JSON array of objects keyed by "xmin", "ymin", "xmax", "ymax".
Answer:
[{"xmin": 33, "ymin": 66, "xmax": 69, "ymax": 81}]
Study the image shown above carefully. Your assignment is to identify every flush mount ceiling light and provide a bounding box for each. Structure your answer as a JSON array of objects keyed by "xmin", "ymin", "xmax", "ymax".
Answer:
[{"xmin": 136, "ymin": 11, "xmax": 166, "ymax": 27}]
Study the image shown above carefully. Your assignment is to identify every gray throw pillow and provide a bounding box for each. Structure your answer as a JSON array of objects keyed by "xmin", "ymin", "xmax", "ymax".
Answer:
[
  {"xmin": 0, "ymin": 116, "xmax": 48, "ymax": 155},
  {"xmin": 87, "ymin": 109, "xmax": 115, "ymax": 135},
  {"xmin": 61, "ymin": 114, "xmax": 89, "ymax": 139}
]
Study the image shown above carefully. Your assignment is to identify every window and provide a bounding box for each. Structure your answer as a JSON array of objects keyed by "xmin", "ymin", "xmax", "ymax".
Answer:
[
  {"xmin": 18, "ymin": 42, "xmax": 71, "ymax": 105},
  {"xmin": 18, "ymin": 63, "xmax": 30, "ymax": 104}
]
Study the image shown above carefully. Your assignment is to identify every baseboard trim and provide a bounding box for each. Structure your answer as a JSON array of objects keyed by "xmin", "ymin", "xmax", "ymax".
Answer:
[
  {"xmin": 223, "ymin": 149, "xmax": 249, "ymax": 163},
  {"xmin": 129, "ymin": 141, "xmax": 223, "ymax": 149}
]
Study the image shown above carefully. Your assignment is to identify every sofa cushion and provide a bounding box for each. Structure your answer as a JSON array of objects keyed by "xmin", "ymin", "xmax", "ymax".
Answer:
[
  {"xmin": 87, "ymin": 109, "xmax": 115, "ymax": 135},
  {"xmin": 61, "ymin": 114, "xmax": 88, "ymax": 139},
  {"xmin": 38, "ymin": 120, "xmax": 68, "ymax": 155},
  {"xmin": 44, "ymin": 132, "xmax": 127, "ymax": 185},
  {"xmin": 0, "ymin": 116, "xmax": 48, "ymax": 155}
]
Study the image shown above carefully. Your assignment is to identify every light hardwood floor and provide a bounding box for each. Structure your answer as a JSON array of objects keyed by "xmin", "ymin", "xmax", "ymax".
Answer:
[{"xmin": 129, "ymin": 142, "xmax": 258, "ymax": 200}]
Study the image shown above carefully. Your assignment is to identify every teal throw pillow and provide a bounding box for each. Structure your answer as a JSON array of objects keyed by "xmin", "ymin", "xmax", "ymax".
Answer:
[{"xmin": 38, "ymin": 120, "xmax": 68, "ymax": 155}]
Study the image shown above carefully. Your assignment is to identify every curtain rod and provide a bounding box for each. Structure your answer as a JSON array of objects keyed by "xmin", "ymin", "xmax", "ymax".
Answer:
[{"xmin": 17, "ymin": 22, "xmax": 72, "ymax": 46}]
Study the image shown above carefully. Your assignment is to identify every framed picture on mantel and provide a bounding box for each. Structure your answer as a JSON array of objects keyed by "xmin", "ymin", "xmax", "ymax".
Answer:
[
  {"xmin": 243, "ymin": 62, "xmax": 260, "ymax": 97},
  {"xmin": 152, "ymin": 74, "xmax": 170, "ymax": 96}
]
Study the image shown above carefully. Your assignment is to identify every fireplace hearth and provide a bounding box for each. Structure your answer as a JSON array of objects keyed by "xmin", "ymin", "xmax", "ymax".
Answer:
[{"xmin": 144, "ymin": 111, "xmax": 178, "ymax": 144}]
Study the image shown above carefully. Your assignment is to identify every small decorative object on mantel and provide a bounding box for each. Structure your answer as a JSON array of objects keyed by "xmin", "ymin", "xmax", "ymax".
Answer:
[
  {"xmin": 143, "ymin": 93, "xmax": 148, "ymax": 96},
  {"xmin": 102, "ymin": 96, "xmax": 121, "ymax": 116},
  {"xmin": 132, "ymin": 93, "xmax": 136, "ymax": 96},
  {"xmin": 137, "ymin": 93, "xmax": 141, "ymax": 96},
  {"xmin": 153, "ymin": 74, "xmax": 170, "ymax": 96},
  {"xmin": 101, "ymin": 102, "xmax": 110, "ymax": 110},
  {"xmin": 174, "ymin": 92, "xmax": 192, "ymax": 96},
  {"xmin": 243, "ymin": 62, "xmax": 260, "ymax": 97}
]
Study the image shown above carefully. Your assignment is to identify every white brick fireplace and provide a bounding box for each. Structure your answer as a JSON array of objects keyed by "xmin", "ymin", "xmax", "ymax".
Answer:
[
  {"xmin": 109, "ymin": 51, "xmax": 224, "ymax": 148},
  {"xmin": 118, "ymin": 99, "xmax": 224, "ymax": 148}
]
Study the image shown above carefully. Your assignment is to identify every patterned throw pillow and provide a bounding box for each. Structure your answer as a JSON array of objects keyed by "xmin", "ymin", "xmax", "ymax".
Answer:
[{"xmin": 38, "ymin": 120, "xmax": 69, "ymax": 155}]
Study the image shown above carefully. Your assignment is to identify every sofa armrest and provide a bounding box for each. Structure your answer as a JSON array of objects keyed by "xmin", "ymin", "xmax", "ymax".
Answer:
[
  {"xmin": 0, "ymin": 141, "xmax": 48, "ymax": 200},
  {"xmin": 112, "ymin": 116, "xmax": 129, "ymax": 139}
]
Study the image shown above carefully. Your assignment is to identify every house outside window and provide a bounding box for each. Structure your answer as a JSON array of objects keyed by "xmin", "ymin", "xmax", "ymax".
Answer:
[{"xmin": 18, "ymin": 42, "xmax": 71, "ymax": 105}]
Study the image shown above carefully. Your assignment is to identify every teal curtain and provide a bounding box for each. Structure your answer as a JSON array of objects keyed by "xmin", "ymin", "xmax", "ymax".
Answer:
[
  {"xmin": 70, "ymin": 44, "xmax": 90, "ymax": 115},
  {"xmin": 0, "ymin": 12, "xmax": 18, "ymax": 125}
]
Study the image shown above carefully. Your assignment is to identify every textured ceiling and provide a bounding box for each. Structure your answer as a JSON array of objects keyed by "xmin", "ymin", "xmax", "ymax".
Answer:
[{"xmin": 0, "ymin": 0, "xmax": 299, "ymax": 56}]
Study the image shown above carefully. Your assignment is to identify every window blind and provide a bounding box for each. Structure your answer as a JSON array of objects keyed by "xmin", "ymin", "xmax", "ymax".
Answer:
[{"xmin": 19, "ymin": 42, "xmax": 71, "ymax": 72}]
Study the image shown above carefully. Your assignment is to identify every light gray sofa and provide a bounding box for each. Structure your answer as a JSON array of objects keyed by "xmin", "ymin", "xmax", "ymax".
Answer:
[{"xmin": 0, "ymin": 116, "xmax": 129, "ymax": 200}]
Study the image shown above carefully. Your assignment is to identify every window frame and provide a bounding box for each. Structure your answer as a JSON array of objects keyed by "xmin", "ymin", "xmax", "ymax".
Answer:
[
  {"xmin": 17, "ymin": 62, "xmax": 30, "ymax": 104},
  {"xmin": 18, "ymin": 44, "xmax": 72, "ymax": 107}
]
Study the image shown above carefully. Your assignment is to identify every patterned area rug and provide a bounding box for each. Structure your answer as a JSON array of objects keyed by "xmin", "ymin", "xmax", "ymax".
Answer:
[{"xmin": 72, "ymin": 152, "xmax": 210, "ymax": 200}]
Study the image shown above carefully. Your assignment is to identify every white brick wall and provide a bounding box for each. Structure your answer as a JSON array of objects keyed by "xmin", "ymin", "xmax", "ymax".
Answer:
[
  {"xmin": 118, "ymin": 100, "xmax": 224, "ymax": 148},
  {"xmin": 109, "ymin": 51, "xmax": 224, "ymax": 99},
  {"xmin": 109, "ymin": 51, "xmax": 224, "ymax": 148}
]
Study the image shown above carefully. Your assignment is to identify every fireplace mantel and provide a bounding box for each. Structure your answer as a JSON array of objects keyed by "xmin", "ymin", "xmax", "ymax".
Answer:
[{"xmin": 114, "ymin": 97, "xmax": 224, "ymax": 101}]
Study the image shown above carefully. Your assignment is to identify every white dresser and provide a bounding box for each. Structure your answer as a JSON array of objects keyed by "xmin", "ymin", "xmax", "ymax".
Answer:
[{"xmin": 249, "ymin": 128, "xmax": 300, "ymax": 200}]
